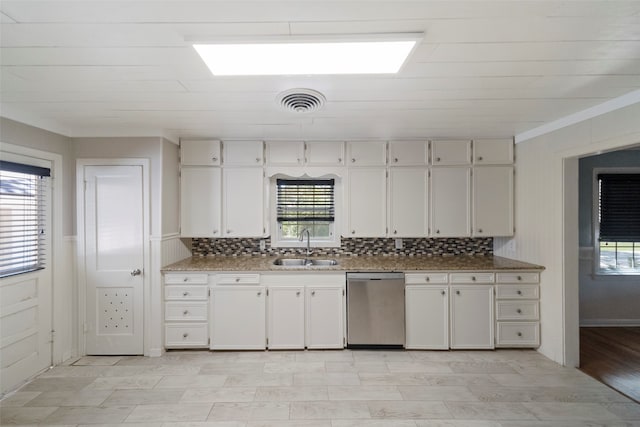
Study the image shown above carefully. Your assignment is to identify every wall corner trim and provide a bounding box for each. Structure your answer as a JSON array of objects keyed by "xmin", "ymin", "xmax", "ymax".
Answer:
[{"xmin": 515, "ymin": 89, "xmax": 640, "ymax": 144}]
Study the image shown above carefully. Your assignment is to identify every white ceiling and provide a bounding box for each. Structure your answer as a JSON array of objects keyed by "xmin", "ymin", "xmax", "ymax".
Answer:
[{"xmin": 1, "ymin": 1, "xmax": 640, "ymax": 142}]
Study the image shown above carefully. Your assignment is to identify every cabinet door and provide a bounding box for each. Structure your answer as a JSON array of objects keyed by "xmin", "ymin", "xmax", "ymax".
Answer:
[
  {"xmin": 306, "ymin": 286, "xmax": 344, "ymax": 349},
  {"xmin": 473, "ymin": 139, "xmax": 513, "ymax": 165},
  {"xmin": 388, "ymin": 141, "xmax": 428, "ymax": 166},
  {"xmin": 266, "ymin": 141, "xmax": 304, "ymax": 166},
  {"xmin": 223, "ymin": 167, "xmax": 264, "ymax": 237},
  {"xmin": 405, "ymin": 285, "xmax": 449, "ymax": 349},
  {"xmin": 223, "ymin": 140, "xmax": 264, "ymax": 165},
  {"xmin": 347, "ymin": 168, "xmax": 387, "ymax": 237},
  {"xmin": 431, "ymin": 140, "xmax": 471, "ymax": 165},
  {"xmin": 180, "ymin": 167, "xmax": 221, "ymax": 237},
  {"xmin": 389, "ymin": 168, "xmax": 428, "ymax": 237},
  {"xmin": 181, "ymin": 140, "xmax": 221, "ymax": 166},
  {"xmin": 430, "ymin": 167, "xmax": 471, "ymax": 237},
  {"xmin": 210, "ymin": 286, "xmax": 266, "ymax": 350},
  {"xmin": 347, "ymin": 141, "xmax": 387, "ymax": 166},
  {"xmin": 473, "ymin": 166, "xmax": 514, "ymax": 237},
  {"xmin": 450, "ymin": 284, "xmax": 494, "ymax": 349},
  {"xmin": 267, "ymin": 286, "xmax": 305, "ymax": 349},
  {"xmin": 305, "ymin": 141, "xmax": 344, "ymax": 166}
]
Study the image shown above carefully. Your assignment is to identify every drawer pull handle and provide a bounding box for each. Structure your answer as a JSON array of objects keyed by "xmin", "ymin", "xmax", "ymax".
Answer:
[
  {"xmin": 183, "ymin": 291, "xmax": 189, "ymax": 297},
  {"xmin": 517, "ymin": 276, "xmax": 522, "ymax": 281},
  {"xmin": 235, "ymin": 278, "xmax": 240, "ymax": 282},
  {"xmin": 517, "ymin": 332, "xmax": 522, "ymax": 337},
  {"xmin": 516, "ymin": 309, "xmax": 522, "ymax": 314},
  {"xmin": 477, "ymin": 156, "xmax": 483, "ymax": 161},
  {"xmin": 517, "ymin": 290, "xmax": 522, "ymax": 295},
  {"xmin": 425, "ymin": 277, "xmax": 430, "ymax": 282},
  {"xmin": 183, "ymin": 278, "xmax": 188, "ymax": 282},
  {"xmin": 183, "ymin": 310, "xmax": 189, "ymax": 315},
  {"xmin": 183, "ymin": 333, "xmax": 189, "ymax": 338},
  {"xmin": 456, "ymin": 290, "xmax": 461, "ymax": 295},
  {"xmin": 471, "ymin": 276, "xmax": 476, "ymax": 281}
]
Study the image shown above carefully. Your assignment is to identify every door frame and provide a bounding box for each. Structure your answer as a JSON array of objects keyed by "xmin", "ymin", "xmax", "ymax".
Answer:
[{"xmin": 76, "ymin": 158, "xmax": 151, "ymax": 356}]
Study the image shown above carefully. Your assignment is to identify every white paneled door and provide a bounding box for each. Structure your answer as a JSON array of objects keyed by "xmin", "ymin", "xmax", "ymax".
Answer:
[{"xmin": 83, "ymin": 165, "xmax": 144, "ymax": 355}]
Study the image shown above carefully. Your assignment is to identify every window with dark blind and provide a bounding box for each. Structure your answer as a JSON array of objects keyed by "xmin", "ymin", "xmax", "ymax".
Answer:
[
  {"xmin": 0, "ymin": 161, "xmax": 50, "ymax": 278},
  {"xmin": 597, "ymin": 173, "xmax": 640, "ymax": 274},
  {"xmin": 276, "ymin": 179, "xmax": 335, "ymax": 240}
]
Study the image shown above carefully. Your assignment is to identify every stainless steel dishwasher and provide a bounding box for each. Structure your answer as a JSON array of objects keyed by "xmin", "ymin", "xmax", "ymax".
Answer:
[{"xmin": 346, "ymin": 272, "xmax": 405, "ymax": 349}]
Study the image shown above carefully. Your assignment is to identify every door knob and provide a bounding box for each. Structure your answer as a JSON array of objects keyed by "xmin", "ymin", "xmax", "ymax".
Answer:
[{"xmin": 130, "ymin": 269, "xmax": 142, "ymax": 276}]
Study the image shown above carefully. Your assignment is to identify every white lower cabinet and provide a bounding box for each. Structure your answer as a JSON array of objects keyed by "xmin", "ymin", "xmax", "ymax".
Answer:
[
  {"xmin": 405, "ymin": 285, "xmax": 449, "ymax": 349},
  {"xmin": 164, "ymin": 273, "xmax": 209, "ymax": 349},
  {"xmin": 210, "ymin": 285, "xmax": 266, "ymax": 350},
  {"xmin": 306, "ymin": 286, "xmax": 345, "ymax": 349},
  {"xmin": 450, "ymin": 284, "xmax": 494, "ymax": 349},
  {"xmin": 495, "ymin": 271, "xmax": 540, "ymax": 348},
  {"xmin": 267, "ymin": 286, "xmax": 305, "ymax": 349}
]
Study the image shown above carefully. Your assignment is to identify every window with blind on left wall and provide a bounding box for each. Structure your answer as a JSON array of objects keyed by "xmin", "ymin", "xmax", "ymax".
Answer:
[{"xmin": 0, "ymin": 161, "xmax": 51, "ymax": 278}]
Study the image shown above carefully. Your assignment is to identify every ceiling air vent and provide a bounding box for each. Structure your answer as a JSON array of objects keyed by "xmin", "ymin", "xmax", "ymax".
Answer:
[{"xmin": 277, "ymin": 88, "xmax": 326, "ymax": 113}]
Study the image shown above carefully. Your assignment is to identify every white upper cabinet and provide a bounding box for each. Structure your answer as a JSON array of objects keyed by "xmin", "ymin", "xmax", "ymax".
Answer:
[
  {"xmin": 266, "ymin": 141, "xmax": 305, "ymax": 166},
  {"xmin": 347, "ymin": 168, "xmax": 387, "ymax": 237},
  {"xmin": 223, "ymin": 167, "xmax": 265, "ymax": 237},
  {"xmin": 473, "ymin": 166, "xmax": 514, "ymax": 237},
  {"xmin": 305, "ymin": 141, "xmax": 345, "ymax": 166},
  {"xmin": 180, "ymin": 167, "xmax": 221, "ymax": 237},
  {"xmin": 181, "ymin": 139, "xmax": 221, "ymax": 166},
  {"xmin": 389, "ymin": 168, "xmax": 428, "ymax": 237},
  {"xmin": 223, "ymin": 140, "xmax": 264, "ymax": 166},
  {"xmin": 346, "ymin": 141, "xmax": 387, "ymax": 166},
  {"xmin": 388, "ymin": 140, "xmax": 428, "ymax": 166},
  {"xmin": 430, "ymin": 167, "xmax": 471, "ymax": 237},
  {"xmin": 431, "ymin": 140, "xmax": 472, "ymax": 165},
  {"xmin": 473, "ymin": 139, "xmax": 514, "ymax": 165}
]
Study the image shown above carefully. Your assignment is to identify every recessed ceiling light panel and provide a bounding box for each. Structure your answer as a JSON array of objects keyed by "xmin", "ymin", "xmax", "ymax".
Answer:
[{"xmin": 193, "ymin": 34, "xmax": 421, "ymax": 76}]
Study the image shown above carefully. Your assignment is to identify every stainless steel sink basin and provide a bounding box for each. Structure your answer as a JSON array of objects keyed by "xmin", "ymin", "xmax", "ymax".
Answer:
[{"xmin": 273, "ymin": 258, "xmax": 339, "ymax": 267}]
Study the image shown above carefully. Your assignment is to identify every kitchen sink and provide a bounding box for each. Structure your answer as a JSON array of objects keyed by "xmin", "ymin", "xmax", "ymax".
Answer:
[{"xmin": 273, "ymin": 258, "xmax": 339, "ymax": 267}]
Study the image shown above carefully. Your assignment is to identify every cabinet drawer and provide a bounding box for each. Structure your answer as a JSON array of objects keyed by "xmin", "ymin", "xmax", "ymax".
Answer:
[
  {"xmin": 405, "ymin": 273, "xmax": 448, "ymax": 284},
  {"xmin": 164, "ymin": 273, "xmax": 208, "ymax": 285},
  {"xmin": 450, "ymin": 272, "xmax": 494, "ymax": 284},
  {"xmin": 495, "ymin": 284, "xmax": 539, "ymax": 299},
  {"xmin": 496, "ymin": 272, "xmax": 539, "ymax": 284},
  {"xmin": 216, "ymin": 273, "xmax": 261, "ymax": 285},
  {"xmin": 496, "ymin": 322, "xmax": 539, "ymax": 347},
  {"xmin": 165, "ymin": 323, "xmax": 208, "ymax": 347},
  {"xmin": 165, "ymin": 285, "xmax": 208, "ymax": 300},
  {"xmin": 496, "ymin": 301, "xmax": 539, "ymax": 321},
  {"xmin": 165, "ymin": 301, "xmax": 208, "ymax": 321}
]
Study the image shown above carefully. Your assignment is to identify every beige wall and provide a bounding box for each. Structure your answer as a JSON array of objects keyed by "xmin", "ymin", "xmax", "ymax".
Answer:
[
  {"xmin": 0, "ymin": 117, "xmax": 74, "ymax": 235},
  {"xmin": 495, "ymin": 102, "xmax": 640, "ymax": 366}
]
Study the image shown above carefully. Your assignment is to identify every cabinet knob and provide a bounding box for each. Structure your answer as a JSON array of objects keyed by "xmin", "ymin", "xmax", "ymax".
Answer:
[
  {"xmin": 394, "ymin": 158, "xmax": 398, "ymax": 163},
  {"xmin": 183, "ymin": 278, "xmax": 188, "ymax": 282},
  {"xmin": 337, "ymin": 158, "xmax": 342, "ymax": 163},
  {"xmin": 256, "ymin": 158, "xmax": 261, "ymax": 163},
  {"xmin": 517, "ymin": 290, "xmax": 522, "ymax": 295},
  {"xmin": 441, "ymin": 290, "xmax": 446, "ymax": 295},
  {"xmin": 183, "ymin": 333, "xmax": 189, "ymax": 338},
  {"xmin": 435, "ymin": 230, "xmax": 440, "ymax": 234},
  {"xmin": 425, "ymin": 277, "xmax": 430, "ymax": 282},
  {"xmin": 257, "ymin": 291, "xmax": 262, "ymax": 296},
  {"xmin": 235, "ymin": 277, "xmax": 240, "ymax": 282},
  {"xmin": 478, "ymin": 156, "xmax": 483, "ymax": 161},
  {"xmin": 516, "ymin": 309, "xmax": 522, "ymax": 314},
  {"xmin": 436, "ymin": 157, "xmax": 441, "ymax": 162},
  {"xmin": 478, "ymin": 229, "xmax": 483, "ymax": 233},
  {"xmin": 471, "ymin": 276, "xmax": 476, "ymax": 281},
  {"xmin": 456, "ymin": 290, "xmax": 461, "ymax": 295},
  {"xmin": 183, "ymin": 310, "xmax": 189, "ymax": 315},
  {"xmin": 517, "ymin": 332, "xmax": 523, "ymax": 337},
  {"xmin": 351, "ymin": 158, "xmax": 356, "ymax": 163},
  {"xmin": 311, "ymin": 291, "xmax": 316, "ymax": 296},
  {"xmin": 296, "ymin": 291, "xmax": 301, "ymax": 296},
  {"xmin": 212, "ymin": 156, "xmax": 218, "ymax": 162},
  {"xmin": 226, "ymin": 229, "xmax": 231, "ymax": 234},
  {"xmin": 393, "ymin": 230, "xmax": 397, "ymax": 234},
  {"xmin": 351, "ymin": 230, "xmax": 355, "ymax": 234},
  {"xmin": 183, "ymin": 291, "xmax": 189, "ymax": 296}
]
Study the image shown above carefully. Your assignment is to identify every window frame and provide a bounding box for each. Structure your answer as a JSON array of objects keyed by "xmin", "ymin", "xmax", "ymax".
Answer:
[
  {"xmin": 592, "ymin": 167, "xmax": 640, "ymax": 276},
  {"xmin": 270, "ymin": 175, "xmax": 341, "ymax": 248}
]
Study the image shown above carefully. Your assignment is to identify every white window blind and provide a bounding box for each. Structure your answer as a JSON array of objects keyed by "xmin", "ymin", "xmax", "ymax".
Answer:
[
  {"xmin": 0, "ymin": 161, "xmax": 50, "ymax": 278},
  {"xmin": 276, "ymin": 179, "xmax": 335, "ymax": 222}
]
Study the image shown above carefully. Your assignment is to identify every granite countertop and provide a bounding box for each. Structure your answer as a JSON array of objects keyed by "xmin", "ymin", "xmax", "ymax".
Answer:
[{"xmin": 162, "ymin": 255, "xmax": 544, "ymax": 272}]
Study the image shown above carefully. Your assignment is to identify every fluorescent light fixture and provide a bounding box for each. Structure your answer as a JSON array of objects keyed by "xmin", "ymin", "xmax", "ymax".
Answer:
[{"xmin": 193, "ymin": 34, "xmax": 421, "ymax": 76}]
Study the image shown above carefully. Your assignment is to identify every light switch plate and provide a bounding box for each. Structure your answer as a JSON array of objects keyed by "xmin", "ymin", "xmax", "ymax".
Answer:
[
  {"xmin": 259, "ymin": 239, "xmax": 266, "ymax": 250},
  {"xmin": 395, "ymin": 238, "xmax": 403, "ymax": 249}
]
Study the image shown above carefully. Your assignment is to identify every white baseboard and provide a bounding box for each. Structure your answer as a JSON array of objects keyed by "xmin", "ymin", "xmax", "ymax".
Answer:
[
  {"xmin": 148, "ymin": 347, "xmax": 164, "ymax": 358},
  {"xmin": 580, "ymin": 319, "xmax": 640, "ymax": 327}
]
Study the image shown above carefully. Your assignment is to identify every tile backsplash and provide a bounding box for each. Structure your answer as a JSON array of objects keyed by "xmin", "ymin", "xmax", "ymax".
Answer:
[{"xmin": 191, "ymin": 237, "xmax": 493, "ymax": 257}]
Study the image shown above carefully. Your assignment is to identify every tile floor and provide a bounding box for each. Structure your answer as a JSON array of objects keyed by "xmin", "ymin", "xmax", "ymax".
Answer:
[{"xmin": 1, "ymin": 349, "xmax": 639, "ymax": 426}]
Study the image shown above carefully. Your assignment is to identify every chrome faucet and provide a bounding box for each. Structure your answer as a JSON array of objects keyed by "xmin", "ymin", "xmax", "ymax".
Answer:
[{"xmin": 299, "ymin": 228, "xmax": 311, "ymax": 258}]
